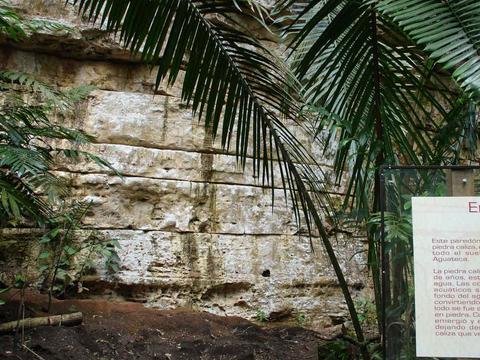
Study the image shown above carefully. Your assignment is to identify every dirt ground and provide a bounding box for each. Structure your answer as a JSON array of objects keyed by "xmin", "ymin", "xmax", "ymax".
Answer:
[{"xmin": 0, "ymin": 291, "xmax": 327, "ymax": 360}]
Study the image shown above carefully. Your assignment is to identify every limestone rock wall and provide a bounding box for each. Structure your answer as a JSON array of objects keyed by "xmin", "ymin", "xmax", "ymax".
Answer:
[{"xmin": 0, "ymin": 0, "xmax": 369, "ymax": 331}]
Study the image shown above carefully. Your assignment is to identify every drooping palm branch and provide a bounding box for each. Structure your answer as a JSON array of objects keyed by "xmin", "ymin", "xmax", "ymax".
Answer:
[
  {"xmin": 379, "ymin": 0, "xmax": 480, "ymax": 158},
  {"xmin": 278, "ymin": 0, "xmax": 480, "ymax": 348},
  {"xmin": 68, "ymin": 0, "xmax": 370, "ymax": 352},
  {"xmin": 284, "ymin": 0, "xmax": 474, "ymax": 211}
]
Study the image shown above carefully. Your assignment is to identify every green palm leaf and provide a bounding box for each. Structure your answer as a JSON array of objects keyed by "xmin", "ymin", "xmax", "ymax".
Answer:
[
  {"xmin": 0, "ymin": 145, "xmax": 50, "ymax": 176},
  {"xmin": 285, "ymin": 0, "xmax": 457, "ymax": 215},
  {"xmin": 0, "ymin": 1, "xmax": 25, "ymax": 40},
  {"xmin": 0, "ymin": 71, "xmax": 95, "ymax": 111},
  {"xmin": 0, "ymin": 175, "xmax": 51, "ymax": 223},
  {"xmin": 378, "ymin": 0, "xmax": 480, "ymax": 98}
]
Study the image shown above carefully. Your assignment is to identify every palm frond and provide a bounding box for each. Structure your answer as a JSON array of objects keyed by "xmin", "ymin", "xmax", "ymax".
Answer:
[
  {"xmin": 378, "ymin": 0, "xmax": 480, "ymax": 99},
  {"xmin": 284, "ymin": 0, "xmax": 467, "ymax": 216},
  {"xmin": 0, "ymin": 175, "xmax": 51, "ymax": 223},
  {"xmin": 280, "ymin": 0, "xmax": 478, "ymax": 343},
  {"xmin": 0, "ymin": 0, "xmax": 73, "ymax": 41},
  {"xmin": 0, "ymin": 145, "xmax": 50, "ymax": 176}
]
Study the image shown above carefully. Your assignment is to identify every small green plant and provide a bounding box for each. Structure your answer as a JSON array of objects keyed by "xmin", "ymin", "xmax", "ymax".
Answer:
[
  {"xmin": 296, "ymin": 313, "xmax": 307, "ymax": 327},
  {"xmin": 354, "ymin": 298, "xmax": 377, "ymax": 328},
  {"xmin": 36, "ymin": 201, "xmax": 121, "ymax": 310},
  {"xmin": 0, "ymin": 1, "xmax": 116, "ymax": 227},
  {"xmin": 255, "ymin": 309, "xmax": 268, "ymax": 322},
  {"xmin": 318, "ymin": 339, "xmax": 359, "ymax": 360},
  {"xmin": 0, "ymin": 287, "xmax": 8, "ymax": 305},
  {"xmin": 318, "ymin": 337, "xmax": 383, "ymax": 360}
]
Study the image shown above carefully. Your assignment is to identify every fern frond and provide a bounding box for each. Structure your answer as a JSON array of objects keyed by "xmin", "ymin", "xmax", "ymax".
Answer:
[{"xmin": 0, "ymin": 71, "xmax": 94, "ymax": 111}]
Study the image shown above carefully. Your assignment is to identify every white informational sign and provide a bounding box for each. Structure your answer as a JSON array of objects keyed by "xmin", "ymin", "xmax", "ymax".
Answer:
[{"xmin": 412, "ymin": 197, "xmax": 480, "ymax": 358}]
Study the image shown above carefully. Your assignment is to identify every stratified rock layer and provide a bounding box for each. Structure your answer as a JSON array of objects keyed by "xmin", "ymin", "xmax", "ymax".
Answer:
[{"xmin": 0, "ymin": 0, "xmax": 368, "ymax": 331}]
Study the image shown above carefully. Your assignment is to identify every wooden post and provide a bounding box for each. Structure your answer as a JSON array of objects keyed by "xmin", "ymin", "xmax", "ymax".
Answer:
[{"xmin": 446, "ymin": 169, "xmax": 475, "ymax": 196}]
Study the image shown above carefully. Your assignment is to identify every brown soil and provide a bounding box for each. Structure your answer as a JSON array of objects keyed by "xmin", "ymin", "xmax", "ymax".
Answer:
[{"xmin": 0, "ymin": 291, "xmax": 325, "ymax": 360}]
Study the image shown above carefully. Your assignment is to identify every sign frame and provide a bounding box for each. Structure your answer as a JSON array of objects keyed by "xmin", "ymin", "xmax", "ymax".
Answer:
[{"xmin": 380, "ymin": 165, "xmax": 480, "ymax": 360}]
